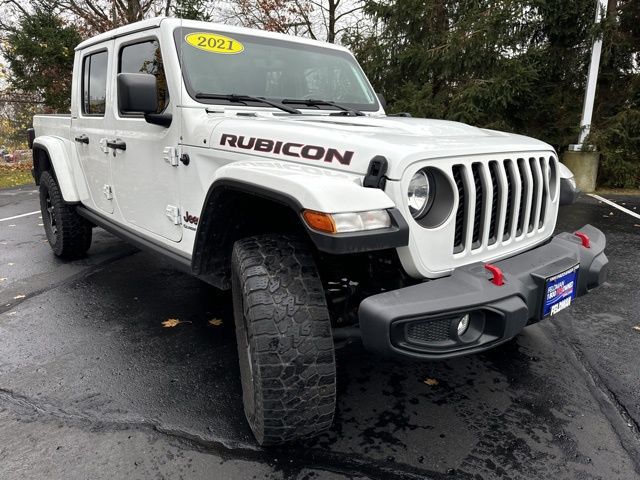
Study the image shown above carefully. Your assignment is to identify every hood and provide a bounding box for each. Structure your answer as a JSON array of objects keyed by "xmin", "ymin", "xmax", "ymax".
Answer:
[{"xmin": 207, "ymin": 114, "xmax": 554, "ymax": 180}]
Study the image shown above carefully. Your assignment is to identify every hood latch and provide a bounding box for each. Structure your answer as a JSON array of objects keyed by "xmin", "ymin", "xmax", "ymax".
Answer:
[{"xmin": 363, "ymin": 156, "xmax": 388, "ymax": 190}]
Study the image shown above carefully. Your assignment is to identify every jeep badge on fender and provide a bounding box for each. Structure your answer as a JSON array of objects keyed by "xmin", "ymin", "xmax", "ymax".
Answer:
[{"xmin": 30, "ymin": 17, "xmax": 607, "ymax": 446}]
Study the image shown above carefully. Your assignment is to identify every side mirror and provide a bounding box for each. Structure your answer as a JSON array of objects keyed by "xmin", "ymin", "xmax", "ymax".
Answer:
[
  {"xmin": 117, "ymin": 73, "xmax": 158, "ymax": 114},
  {"xmin": 376, "ymin": 92, "xmax": 387, "ymax": 109}
]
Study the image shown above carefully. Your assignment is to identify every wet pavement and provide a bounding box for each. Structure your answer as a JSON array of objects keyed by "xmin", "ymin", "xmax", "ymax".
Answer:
[{"xmin": 1, "ymin": 185, "xmax": 639, "ymax": 479}]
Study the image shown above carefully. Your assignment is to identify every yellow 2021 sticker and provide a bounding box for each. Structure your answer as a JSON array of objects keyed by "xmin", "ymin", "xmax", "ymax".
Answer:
[{"xmin": 185, "ymin": 32, "xmax": 244, "ymax": 55}]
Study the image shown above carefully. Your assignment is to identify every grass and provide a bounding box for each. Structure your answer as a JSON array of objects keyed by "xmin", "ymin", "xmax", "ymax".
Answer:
[{"xmin": 0, "ymin": 162, "xmax": 34, "ymax": 189}]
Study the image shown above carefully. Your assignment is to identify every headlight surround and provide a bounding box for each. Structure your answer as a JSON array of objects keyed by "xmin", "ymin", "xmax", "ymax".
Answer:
[{"xmin": 407, "ymin": 169, "xmax": 432, "ymax": 219}]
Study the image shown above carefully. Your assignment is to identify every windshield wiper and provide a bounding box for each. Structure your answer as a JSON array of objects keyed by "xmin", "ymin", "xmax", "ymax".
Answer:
[
  {"xmin": 195, "ymin": 93, "xmax": 301, "ymax": 115},
  {"xmin": 281, "ymin": 98, "xmax": 365, "ymax": 116}
]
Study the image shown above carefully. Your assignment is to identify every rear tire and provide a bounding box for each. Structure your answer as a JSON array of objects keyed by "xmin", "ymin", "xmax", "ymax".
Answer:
[
  {"xmin": 39, "ymin": 171, "xmax": 92, "ymax": 259},
  {"xmin": 231, "ymin": 234, "xmax": 336, "ymax": 445}
]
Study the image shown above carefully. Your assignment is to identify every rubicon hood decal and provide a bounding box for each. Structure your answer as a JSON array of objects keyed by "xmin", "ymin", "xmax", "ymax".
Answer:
[
  {"xmin": 219, "ymin": 134, "xmax": 354, "ymax": 165},
  {"xmin": 202, "ymin": 116, "xmax": 554, "ymax": 179}
]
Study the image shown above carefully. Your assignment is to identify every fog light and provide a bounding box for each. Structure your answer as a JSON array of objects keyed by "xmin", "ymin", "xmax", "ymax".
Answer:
[{"xmin": 457, "ymin": 314, "xmax": 470, "ymax": 337}]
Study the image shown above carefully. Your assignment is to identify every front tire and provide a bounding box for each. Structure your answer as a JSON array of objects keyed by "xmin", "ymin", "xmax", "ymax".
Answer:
[
  {"xmin": 39, "ymin": 171, "xmax": 92, "ymax": 259},
  {"xmin": 231, "ymin": 234, "xmax": 337, "ymax": 445}
]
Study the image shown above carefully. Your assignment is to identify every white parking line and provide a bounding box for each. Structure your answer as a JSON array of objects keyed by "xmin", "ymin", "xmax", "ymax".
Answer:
[
  {"xmin": 0, "ymin": 210, "xmax": 40, "ymax": 223},
  {"xmin": 588, "ymin": 194, "xmax": 640, "ymax": 220}
]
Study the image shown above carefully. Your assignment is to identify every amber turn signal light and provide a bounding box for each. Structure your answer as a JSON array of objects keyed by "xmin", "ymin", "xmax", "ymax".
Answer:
[{"xmin": 302, "ymin": 210, "xmax": 337, "ymax": 234}]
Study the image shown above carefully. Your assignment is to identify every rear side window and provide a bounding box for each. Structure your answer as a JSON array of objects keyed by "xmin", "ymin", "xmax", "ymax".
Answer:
[
  {"xmin": 119, "ymin": 40, "xmax": 168, "ymax": 114},
  {"xmin": 82, "ymin": 51, "xmax": 108, "ymax": 116}
]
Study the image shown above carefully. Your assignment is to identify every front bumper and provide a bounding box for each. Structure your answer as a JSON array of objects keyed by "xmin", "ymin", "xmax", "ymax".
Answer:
[{"xmin": 358, "ymin": 224, "xmax": 607, "ymax": 360}]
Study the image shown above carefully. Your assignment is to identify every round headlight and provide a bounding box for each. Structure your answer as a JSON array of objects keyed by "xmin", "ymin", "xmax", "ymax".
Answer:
[{"xmin": 408, "ymin": 170, "xmax": 431, "ymax": 219}]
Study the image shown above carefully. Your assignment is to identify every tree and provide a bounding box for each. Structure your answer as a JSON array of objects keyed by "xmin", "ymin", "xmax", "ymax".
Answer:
[
  {"xmin": 31, "ymin": 0, "xmax": 163, "ymax": 35},
  {"xmin": 222, "ymin": 0, "xmax": 310, "ymax": 34},
  {"xmin": 348, "ymin": 0, "xmax": 597, "ymax": 147},
  {"xmin": 222, "ymin": 0, "xmax": 365, "ymax": 43},
  {"xmin": 171, "ymin": 0, "xmax": 214, "ymax": 21},
  {"xmin": 3, "ymin": 9, "xmax": 81, "ymax": 111},
  {"xmin": 588, "ymin": 0, "xmax": 640, "ymax": 187}
]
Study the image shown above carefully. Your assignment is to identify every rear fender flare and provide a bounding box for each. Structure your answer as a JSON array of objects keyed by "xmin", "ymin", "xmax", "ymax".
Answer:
[{"xmin": 33, "ymin": 136, "xmax": 80, "ymax": 202}]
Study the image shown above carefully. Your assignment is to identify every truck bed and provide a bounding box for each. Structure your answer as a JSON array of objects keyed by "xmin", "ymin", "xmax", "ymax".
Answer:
[{"xmin": 33, "ymin": 114, "xmax": 72, "ymax": 140}]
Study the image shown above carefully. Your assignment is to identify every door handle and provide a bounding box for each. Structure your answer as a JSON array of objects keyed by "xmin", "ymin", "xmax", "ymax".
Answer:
[
  {"xmin": 106, "ymin": 139, "xmax": 126, "ymax": 151},
  {"xmin": 74, "ymin": 134, "xmax": 89, "ymax": 144}
]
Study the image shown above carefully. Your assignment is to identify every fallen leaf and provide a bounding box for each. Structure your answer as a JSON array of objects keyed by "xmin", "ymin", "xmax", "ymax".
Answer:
[
  {"xmin": 424, "ymin": 378, "xmax": 439, "ymax": 386},
  {"xmin": 7, "ymin": 311, "xmax": 16, "ymax": 316},
  {"xmin": 208, "ymin": 318, "xmax": 223, "ymax": 327},
  {"xmin": 13, "ymin": 294, "xmax": 25, "ymax": 300},
  {"xmin": 162, "ymin": 318, "xmax": 181, "ymax": 328},
  {"xmin": 633, "ymin": 325, "xmax": 640, "ymax": 332},
  {"xmin": 161, "ymin": 318, "xmax": 191, "ymax": 328}
]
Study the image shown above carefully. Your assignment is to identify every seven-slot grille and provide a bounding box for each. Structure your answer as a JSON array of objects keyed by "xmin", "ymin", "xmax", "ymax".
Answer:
[{"xmin": 452, "ymin": 156, "xmax": 557, "ymax": 254}]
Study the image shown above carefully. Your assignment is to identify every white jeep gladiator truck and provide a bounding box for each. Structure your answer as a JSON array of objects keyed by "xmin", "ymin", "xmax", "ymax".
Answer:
[{"xmin": 29, "ymin": 17, "xmax": 607, "ymax": 445}]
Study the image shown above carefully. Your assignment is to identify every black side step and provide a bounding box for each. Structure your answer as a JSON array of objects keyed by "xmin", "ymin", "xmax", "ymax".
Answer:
[{"xmin": 76, "ymin": 206, "xmax": 192, "ymax": 273}]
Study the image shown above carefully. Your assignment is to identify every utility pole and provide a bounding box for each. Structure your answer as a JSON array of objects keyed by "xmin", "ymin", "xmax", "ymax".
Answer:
[
  {"xmin": 564, "ymin": 0, "xmax": 611, "ymax": 193},
  {"xmin": 573, "ymin": 0, "xmax": 608, "ymax": 148}
]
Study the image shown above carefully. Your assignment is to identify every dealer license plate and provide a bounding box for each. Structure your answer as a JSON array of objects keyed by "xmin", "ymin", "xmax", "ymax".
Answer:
[{"xmin": 543, "ymin": 265, "xmax": 579, "ymax": 317}]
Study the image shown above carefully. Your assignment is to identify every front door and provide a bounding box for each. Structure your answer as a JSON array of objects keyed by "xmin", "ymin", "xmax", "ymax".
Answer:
[
  {"xmin": 72, "ymin": 43, "xmax": 114, "ymax": 214},
  {"xmin": 109, "ymin": 33, "xmax": 182, "ymax": 242}
]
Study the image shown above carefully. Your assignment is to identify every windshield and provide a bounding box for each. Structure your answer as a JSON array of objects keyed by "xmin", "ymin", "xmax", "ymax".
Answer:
[{"xmin": 174, "ymin": 27, "xmax": 379, "ymax": 112}]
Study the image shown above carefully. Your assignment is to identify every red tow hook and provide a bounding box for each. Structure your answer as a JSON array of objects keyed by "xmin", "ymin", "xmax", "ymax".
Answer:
[
  {"xmin": 574, "ymin": 231, "xmax": 591, "ymax": 248},
  {"xmin": 484, "ymin": 264, "xmax": 505, "ymax": 286}
]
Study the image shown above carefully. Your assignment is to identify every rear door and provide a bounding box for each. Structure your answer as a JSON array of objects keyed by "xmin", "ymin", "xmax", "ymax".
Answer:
[
  {"xmin": 109, "ymin": 32, "xmax": 182, "ymax": 242},
  {"xmin": 72, "ymin": 42, "xmax": 114, "ymax": 214}
]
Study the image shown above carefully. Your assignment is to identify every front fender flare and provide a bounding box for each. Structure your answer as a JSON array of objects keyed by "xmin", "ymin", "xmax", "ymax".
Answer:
[
  {"xmin": 209, "ymin": 160, "xmax": 396, "ymax": 213},
  {"xmin": 191, "ymin": 161, "xmax": 410, "ymax": 277},
  {"xmin": 33, "ymin": 136, "xmax": 80, "ymax": 202}
]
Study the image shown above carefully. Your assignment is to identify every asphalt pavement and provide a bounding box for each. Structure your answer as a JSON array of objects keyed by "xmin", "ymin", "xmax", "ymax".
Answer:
[{"xmin": 0, "ymin": 185, "xmax": 639, "ymax": 480}]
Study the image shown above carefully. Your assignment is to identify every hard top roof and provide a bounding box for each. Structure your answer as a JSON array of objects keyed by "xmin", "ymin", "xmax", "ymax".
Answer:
[{"xmin": 75, "ymin": 17, "xmax": 350, "ymax": 53}]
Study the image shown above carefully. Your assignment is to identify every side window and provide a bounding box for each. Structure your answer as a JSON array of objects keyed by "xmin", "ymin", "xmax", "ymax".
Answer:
[
  {"xmin": 82, "ymin": 51, "xmax": 108, "ymax": 116},
  {"xmin": 119, "ymin": 40, "xmax": 168, "ymax": 114}
]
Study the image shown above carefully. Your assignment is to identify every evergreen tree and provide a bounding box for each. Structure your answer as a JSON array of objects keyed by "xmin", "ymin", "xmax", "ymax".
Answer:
[
  {"xmin": 172, "ymin": 0, "xmax": 214, "ymax": 21},
  {"xmin": 4, "ymin": 10, "xmax": 81, "ymax": 112},
  {"xmin": 590, "ymin": 0, "xmax": 640, "ymax": 187},
  {"xmin": 347, "ymin": 0, "xmax": 595, "ymax": 146}
]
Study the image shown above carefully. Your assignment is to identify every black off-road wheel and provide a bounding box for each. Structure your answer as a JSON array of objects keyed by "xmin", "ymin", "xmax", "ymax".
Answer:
[
  {"xmin": 231, "ymin": 234, "xmax": 337, "ymax": 445},
  {"xmin": 39, "ymin": 171, "xmax": 92, "ymax": 259}
]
